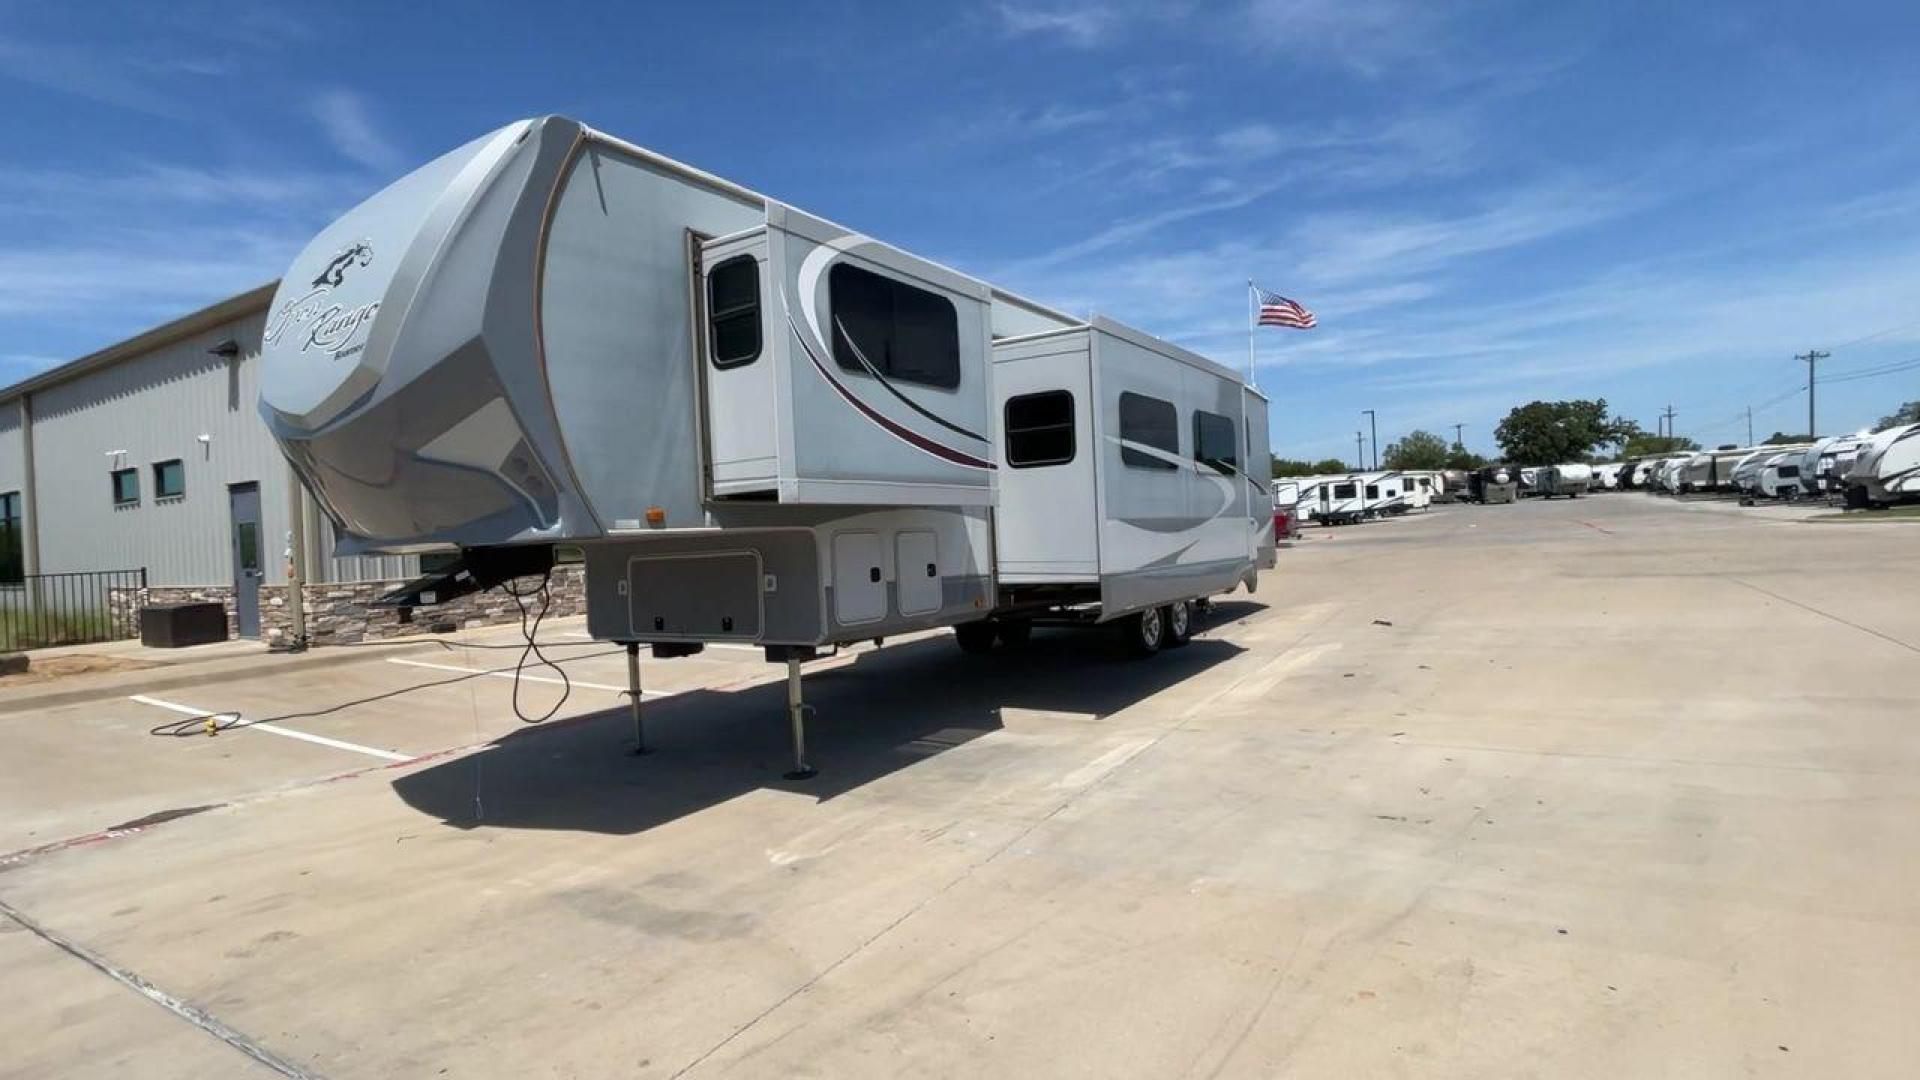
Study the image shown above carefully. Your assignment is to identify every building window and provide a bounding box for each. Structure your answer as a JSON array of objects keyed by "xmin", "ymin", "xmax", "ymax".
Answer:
[
  {"xmin": 0, "ymin": 491, "xmax": 20, "ymax": 584},
  {"xmin": 1118, "ymin": 391, "xmax": 1178, "ymax": 470},
  {"xmin": 1192, "ymin": 410, "xmax": 1238, "ymax": 477},
  {"xmin": 111, "ymin": 468, "xmax": 140, "ymax": 506},
  {"xmin": 153, "ymin": 459, "xmax": 185, "ymax": 499},
  {"xmin": 829, "ymin": 262, "xmax": 960, "ymax": 390},
  {"xmin": 707, "ymin": 255, "xmax": 761, "ymax": 369},
  {"xmin": 1004, "ymin": 390, "xmax": 1075, "ymax": 468}
]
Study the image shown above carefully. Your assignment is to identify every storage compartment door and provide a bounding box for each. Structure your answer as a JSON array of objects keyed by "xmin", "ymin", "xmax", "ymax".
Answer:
[
  {"xmin": 895, "ymin": 530, "xmax": 940, "ymax": 615},
  {"xmin": 628, "ymin": 551, "xmax": 762, "ymax": 639},
  {"xmin": 831, "ymin": 532, "xmax": 886, "ymax": 625}
]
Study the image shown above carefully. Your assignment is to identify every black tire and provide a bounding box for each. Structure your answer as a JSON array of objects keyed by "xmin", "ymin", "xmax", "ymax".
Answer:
[
  {"xmin": 1120, "ymin": 607, "xmax": 1164, "ymax": 658},
  {"xmin": 995, "ymin": 618, "xmax": 1033, "ymax": 649},
  {"xmin": 955, "ymin": 621, "xmax": 997, "ymax": 655},
  {"xmin": 1163, "ymin": 601, "xmax": 1193, "ymax": 648}
]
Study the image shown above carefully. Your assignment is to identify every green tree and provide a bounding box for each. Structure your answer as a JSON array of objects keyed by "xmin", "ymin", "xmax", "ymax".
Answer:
[
  {"xmin": 1443, "ymin": 447, "xmax": 1487, "ymax": 470},
  {"xmin": 1876, "ymin": 400, "xmax": 1920, "ymax": 430},
  {"xmin": 1270, "ymin": 458, "xmax": 1316, "ymax": 477},
  {"xmin": 1494, "ymin": 400, "xmax": 1637, "ymax": 465},
  {"xmin": 1381, "ymin": 429, "xmax": 1451, "ymax": 470},
  {"xmin": 1311, "ymin": 457, "xmax": 1350, "ymax": 474},
  {"xmin": 1763, "ymin": 431, "xmax": 1809, "ymax": 445},
  {"xmin": 1620, "ymin": 432, "xmax": 1700, "ymax": 458}
]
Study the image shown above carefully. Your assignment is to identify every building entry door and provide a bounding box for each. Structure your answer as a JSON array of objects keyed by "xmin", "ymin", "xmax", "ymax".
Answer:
[{"xmin": 228, "ymin": 482, "xmax": 263, "ymax": 638}]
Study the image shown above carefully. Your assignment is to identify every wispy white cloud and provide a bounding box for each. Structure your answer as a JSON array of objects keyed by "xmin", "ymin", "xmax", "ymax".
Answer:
[
  {"xmin": 1237, "ymin": 0, "xmax": 1448, "ymax": 77},
  {"xmin": 310, "ymin": 90, "xmax": 405, "ymax": 172},
  {"xmin": 993, "ymin": 2, "xmax": 1132, "ymax": 47}
]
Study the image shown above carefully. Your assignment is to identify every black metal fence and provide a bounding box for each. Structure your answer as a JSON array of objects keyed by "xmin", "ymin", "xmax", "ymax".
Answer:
[{"xmin": 0, "ymin": 568, "xmax": 148, "ymax": 650}]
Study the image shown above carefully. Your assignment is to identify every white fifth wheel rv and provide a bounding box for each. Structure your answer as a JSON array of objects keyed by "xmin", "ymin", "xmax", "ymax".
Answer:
[
  {"xmin": 1844, "ymin": 422, "xmax": 1920, "ymax": 508},
  {"xmin": 1797, "ymin": 433, "xmax": 1870, "ymax": 497},
  {"xmin": 256, "ymin": 115, "xmax": 1269, "ymax": 777},
  {"xmin": 1537, "ymin": 463, "xmax": 1592, "ymax": 497}
]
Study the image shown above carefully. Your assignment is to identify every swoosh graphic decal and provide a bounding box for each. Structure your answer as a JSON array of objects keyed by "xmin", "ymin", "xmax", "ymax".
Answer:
[
  {"xmin": 787, "ymin": 309, "xmax": 994, "ymax": 470},
  {"xmin": 832, "ymin": 314, "xmax": 987, "ymax": 443}
]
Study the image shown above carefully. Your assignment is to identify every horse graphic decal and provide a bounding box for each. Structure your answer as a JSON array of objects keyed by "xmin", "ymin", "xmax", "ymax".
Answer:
[{"xmin": 311, "ymin": 241, "xmax": 373, "ymax": 288}]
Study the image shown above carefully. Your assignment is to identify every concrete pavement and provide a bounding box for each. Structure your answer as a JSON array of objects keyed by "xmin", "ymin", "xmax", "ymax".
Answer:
[{"xmin": 3, "ymin": 495, "xmax": 1917, "ymax": 1078}]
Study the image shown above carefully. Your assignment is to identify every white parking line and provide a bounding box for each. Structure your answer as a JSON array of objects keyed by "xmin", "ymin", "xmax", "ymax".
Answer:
[
  {"xmin": 129, "ymin": 694, "xmax": 412, "ymax": 763},
  {"xmin": 383, "ymin": 656, "xmax": 673, "ymax": 696}
]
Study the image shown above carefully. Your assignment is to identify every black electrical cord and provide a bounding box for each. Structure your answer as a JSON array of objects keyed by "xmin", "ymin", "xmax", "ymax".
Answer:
[{"xmin": 148, "ymin": 574, "xmax": 617, "ymax": 739}]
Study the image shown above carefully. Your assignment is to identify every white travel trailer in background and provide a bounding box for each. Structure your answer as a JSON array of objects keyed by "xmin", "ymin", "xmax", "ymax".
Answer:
[
  {"xmin": 1517, "ymin": 467, "xmax": 1541, "ymax": 496},
  {"xmin": 256, "ymin": 115, "xmax": 1270, "ymax": 776},
  {"xmin": 1357, "ymin": 471, "xmax": 1409, "ymax": 516},
  {"xmin": 1752, "ymin": 454, "xmax": 1804, "ymax": 499},
  {"xmin": 1800, "ymin": 433, "xmax": 1871, "ymax": 498},
  {"xmin": 1844, "ymin": 422, "xmax": 1920, "ymax": 508},
  {"xmin": 1589, "ymin": 463, "xmax": 1622, "ymax": 490},
  {"xmin": 1537, "ymin": 463, "xmax": 1593, "ymax": 497},
  {"xmin": 1300, "ymin": 474, "xmax": 1366, "ymax": 525}
]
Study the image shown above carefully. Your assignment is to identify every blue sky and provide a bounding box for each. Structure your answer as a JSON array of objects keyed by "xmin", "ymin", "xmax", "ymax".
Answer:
[{"xmin": 4, "ymin": 1, "xmax": 1920, "ymax": 460}]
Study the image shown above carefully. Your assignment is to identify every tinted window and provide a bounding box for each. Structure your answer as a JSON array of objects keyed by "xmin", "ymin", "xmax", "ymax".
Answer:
[
  {"xmin": 153, "ymin": 459, "xmax": 185, "ymax": 499},
  {"xmin": 829, "ymin": 262, "xmax": 959, "ymax": 389},
  {"xmin": 111, "ymin": 468, "xmax": 139, "ymax": 506},
  {"xmin": 1366, "ymin": 484, "xmax": 1380, "ymax": 498},
  {"xmin": 1005, "ymin": 390, "xmax": 1075, "ymax": 468},
  {"xmin": 0, "ymin": 491, "xmax": 19, "ymax": 584},
  {"xmin": 1118, "ymin": 392, "xmax": 1178, "ymax": 470},
  {"xmin": 1333, "ymin": 483, "xmax": 1357, "ymax": 499},
  {"xmin": 1193, "ymin": 410, "xmax": 1238, "ymax": 476},
  {"xmin": 708, "ymin": 255, "xmax": 761, "ymax": 369},
  {"xmin": 1777, "ymin": 465, "xmax": 1800, "ymax": 478}
]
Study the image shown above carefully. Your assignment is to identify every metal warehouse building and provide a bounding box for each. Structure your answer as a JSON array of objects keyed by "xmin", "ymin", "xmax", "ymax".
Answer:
[{"xmin": 0, "ymin": 286, "xmax": 577, "ymax": 646}]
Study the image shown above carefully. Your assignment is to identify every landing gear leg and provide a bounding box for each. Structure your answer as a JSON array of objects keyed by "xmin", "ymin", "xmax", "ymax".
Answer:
[
  {"xmin": 784, "ymin": 656, "xmax": 816, "ymax": 780},
  {"xmin": 624, "ymin": 642, "xmax": 650, "ymax": 756}
]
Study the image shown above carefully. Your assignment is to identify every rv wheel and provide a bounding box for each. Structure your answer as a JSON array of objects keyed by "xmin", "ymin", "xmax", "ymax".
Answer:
[
  {"xmin": 1163, "ymin": 601, "xmax": 1193, "ymax": 648},
  {"xmin": 1122, "ymin": 607, "xmax": 1165, "ymax": 657},
  {"xmin": 955, "ymin": 621, "xmax": 998, "ymax": 655},
  {"xmin": 995, "ymin": 618, "xmax": 1032, "ymax": 648}
]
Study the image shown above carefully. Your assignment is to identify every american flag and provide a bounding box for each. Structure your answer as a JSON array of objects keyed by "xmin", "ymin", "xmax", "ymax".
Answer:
[{"xmin": 1255, "ymin": 286, "xmax": 1317, "ymax": 330}]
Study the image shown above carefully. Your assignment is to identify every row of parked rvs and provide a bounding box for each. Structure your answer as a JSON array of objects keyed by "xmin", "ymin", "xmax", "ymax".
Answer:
[{"xmin": 1615, "ymin": 425, "xmax": 1920, "ymax": 507}]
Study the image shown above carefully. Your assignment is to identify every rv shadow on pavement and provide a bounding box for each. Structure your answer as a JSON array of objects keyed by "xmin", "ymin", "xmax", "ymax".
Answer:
[{"xmin": 390, "ymin": 607, "xmax": 1256, "ymax": 837}]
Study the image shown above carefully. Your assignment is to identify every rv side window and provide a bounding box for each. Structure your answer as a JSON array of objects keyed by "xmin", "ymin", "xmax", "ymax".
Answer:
[
  {"xmin": 829, "ymin": 262, "xmax": 960, "ymax": 390},
  {"xmin": 1192, "ymin": 410, "xmax": 1238, "ymax": 476},
  {"xmin": 1118, "ymin": 392, "xmax": 1178, "ymax": 470},
  {"xmin": 1365, "ymin": 484, "xmax": 1379, "ymax": 498},
  {"xmin": 1004, "ymin": 390, "xmax": 1076, "ymax": 468},
  {"xmin": 1333, "ymin": 482, "xmax": 1356, "ymax": 499},
  {"xmin": 707, "ymin": 255, "xmax": 761, "ymax": 369}
]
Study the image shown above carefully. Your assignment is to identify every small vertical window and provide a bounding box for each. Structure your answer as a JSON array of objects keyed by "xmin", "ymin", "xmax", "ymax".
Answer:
[
  {"xmin": 1118, "ymin": 392, "xmax": 1178, "ymax": 470},
  {"xmin": 829, "ymin": 262, "xmax": 960, "ymax": 389},
  {"xmin": 0, "ymin": 491, "xmax": 20, "ymax": 584},
  {"xmin": 111, "ymin": 468, "xmax": 140, "ymax": 506},
  {"xmin": 153, "ymin": 459, "xmax": 185, "ymax": 499},
  {"xmin": 707, "ymin": 255, "xmax": 761, "ymax": 369},
  {"xmin": 1192, "ymin": 410, "xmax": 1239, "ymax": 477},
  {"xmin": 1004, "ymin": 390, "xmax": 1076, "ymax": 468}
]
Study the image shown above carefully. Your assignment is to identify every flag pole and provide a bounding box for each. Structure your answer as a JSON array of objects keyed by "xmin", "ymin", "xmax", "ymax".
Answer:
[{"xmin": 1246, "ymin": 279, "xmax": 1257, "ymax": 388}]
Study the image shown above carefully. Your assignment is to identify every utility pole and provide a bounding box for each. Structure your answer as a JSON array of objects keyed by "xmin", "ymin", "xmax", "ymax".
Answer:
[
  {"xmin": 1745, "ymin": 406, "xmax": 1753, "ymax": 447},
  {"xmin": 1452, "ymin": 422, "xmax": 1465, "ymax": 448},
  {"xmin": 1362, "ymin": 409, "xmax": 1378, "ymax": 470},
  {"xmin": 1660, "ymin": 405, "xmax": 1677, "ymax": 443},
  {"xmin": 1796, "ymin": 350, "xmax": 1828, "ymax": 439},
  {"xmin": 1355, "ymin": 431, "xmax": 1365, "ymax": 469}
]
